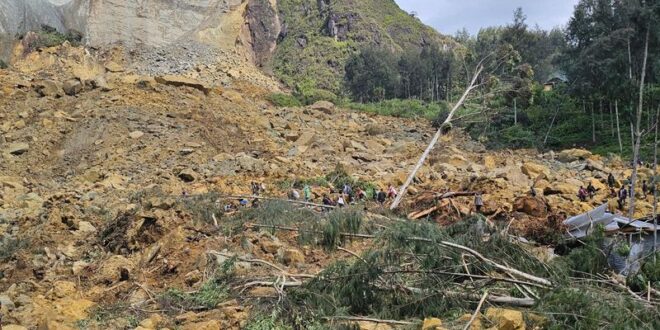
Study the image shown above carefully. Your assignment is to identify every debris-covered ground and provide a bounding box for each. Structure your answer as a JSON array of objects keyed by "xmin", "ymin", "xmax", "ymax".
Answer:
[{"xmin": 1, "ymin": 43, "xmax": 659, "ymax": 329}]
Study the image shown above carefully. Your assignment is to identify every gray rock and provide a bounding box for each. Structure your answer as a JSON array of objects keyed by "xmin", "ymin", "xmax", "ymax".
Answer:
[{"xmin": 62, "ymin": 79, "xmax": 82, "ymax": 96}]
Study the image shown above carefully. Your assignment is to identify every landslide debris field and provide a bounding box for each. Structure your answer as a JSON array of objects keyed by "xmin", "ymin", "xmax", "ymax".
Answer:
[{"xmin": 1, "ymin": 43, "xmax": 660, "ymax": 330}]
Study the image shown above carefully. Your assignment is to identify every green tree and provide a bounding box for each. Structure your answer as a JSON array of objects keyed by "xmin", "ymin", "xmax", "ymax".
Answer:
[{"xmin": 345, "ymin": 47, "xmax": 400, "ymax": 102}]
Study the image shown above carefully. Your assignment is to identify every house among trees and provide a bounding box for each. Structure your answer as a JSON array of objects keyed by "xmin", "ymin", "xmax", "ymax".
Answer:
[{"xmin": 543, "ymin": 72, "xmax": 568, "ymax": 91}]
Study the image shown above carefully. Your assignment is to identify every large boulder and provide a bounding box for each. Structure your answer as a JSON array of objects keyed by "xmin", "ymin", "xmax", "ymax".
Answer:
[
  {"xmin": 544, "ymin": 182, "xmax": 576, "ymax": 196},
  {"xmin": 33, "ymin": 80, "xmax": 63, "ymax": 97},
  {"xmin": 309, "ymin": 101, "xmax": 335, "ymax": 114},
  {"xmin": 513, "ymin": 196, "xmax": 548, "ymax": 217},
  {"xmin": 422, "ymin": 317, "xmax": 443, "ymax": 330},
  {"xmin": 521, "ymin": 162, "xmax": 550, "ymax": 180},
  {"xmin": 281, "ymin": 248, "xmax": 305, "ymax": 266},
  {"xmin": 557, "ymin": 148, "xmax": 592, "ymax": 162},
  {"xmin": 484, "ymin": 308, "xmax": 525, "ymax": 330},
  {"xmin": 62, "ymin": 79, "xmax": 83, "ymax": 96},
  {"xmin": 295, "ymin": 131, "xmax": 316, "ymax": 147}
]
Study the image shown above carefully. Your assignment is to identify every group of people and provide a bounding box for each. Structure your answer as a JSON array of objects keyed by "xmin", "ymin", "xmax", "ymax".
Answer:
[
  {"xmin": 574, "ymin": 173, "xmax": 657, "ymax": 211},
  {"xmin": 289, "ymin": 183, "xmax": 399, "ymax": 208}
]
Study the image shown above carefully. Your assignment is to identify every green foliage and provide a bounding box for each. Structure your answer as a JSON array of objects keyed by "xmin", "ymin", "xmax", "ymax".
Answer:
[
  {"xmin": 80, "ymin": 303, "xmax": 143, "ymax": 329},
  {"xmin": 322, "ymin": 208, "xmax": 362, "ymax": 250},
  {"xmin": 24, "ymin": 25, "xmax": 83, "ymax": 51},
  {"xmin": 157, "ymin": 258, "xmax": 234, "ymax": 313},
  {"xmin": 628, "ymin": 254, "xmax": 660, "ymax": 291},
  {"xmin": 0, "ymin": 237, "xmax": 26, "ymax": 263},
  {"xmin": 273, "ymin": 0, "xmax": 452, "ymax": 95},
  {"xmin": 325, "ymin": 164, "xmax": 376, "ymax": 192},
  {"xmin": 347, "ymin": 99, "xmax": 448, "ymax": 120},
  {"xmin": 294, "ymin": 85, "xmax": 339, "ymax": 105},
  {"xmin": 267, "ymin": 93, "xmax": 302, "ymax": 107},
  {"xmin": 536, "ymin": 287, "xmax": 660, "ymax": 329},
  {"xmin": 180, "ymin": 191, "xmax": 224, "ymax": 226},
  {"xmin": 345, "ymin": 47, "xmax": 401, "ymax": 102},
  {"xmin": 498, "ymin": 125, "xmax": 536, "ymax": 148},
  {"xmin": 245, "ymin": 310, "xmax": 293, "ymax": 330}
]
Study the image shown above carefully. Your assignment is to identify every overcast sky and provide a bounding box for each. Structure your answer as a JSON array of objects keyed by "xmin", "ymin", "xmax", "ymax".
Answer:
[{"xmin": 395, "ymin": 0, "xmax": 579, "ymax": 36}]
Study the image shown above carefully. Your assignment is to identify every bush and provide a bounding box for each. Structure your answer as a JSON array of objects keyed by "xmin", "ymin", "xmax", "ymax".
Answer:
[
  {"xmin": 347, "ymin": 99, "xmax": 448, "ymax": 119},
  {"xmin": 157, "ymin": 258, "xmax": 234, "ymax": 313},
  {"xmin": 23, "ymin": 25, "xmax": 83, "ymax": 52},
  {"xmin": 295, "ymin": 87, "xmax": 338, "ymax": 105},
  {"xmin": 267, "ymin": 93, "xmax": 302, "ymax": 107},
  {"xmin": 498, "ymin": 125, "xmax": 536, "ymax": 149}
]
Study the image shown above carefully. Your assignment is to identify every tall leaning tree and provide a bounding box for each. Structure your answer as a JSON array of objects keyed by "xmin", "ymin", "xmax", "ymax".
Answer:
[{"xmin": 390, "ymin": 46, "xmax": 516, "ymax": 210}]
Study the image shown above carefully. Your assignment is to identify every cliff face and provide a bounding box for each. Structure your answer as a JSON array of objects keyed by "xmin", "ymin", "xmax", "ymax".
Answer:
[{"xmin": 0, "ymin": 0, "xmax": 278, "ymax": 62}]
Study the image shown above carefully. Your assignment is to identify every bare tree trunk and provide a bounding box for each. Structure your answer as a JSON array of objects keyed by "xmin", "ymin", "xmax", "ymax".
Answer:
[
  {"xmin": 610, "ymin": 101, "xmax": 614, "ymax": 138},
  {"xmin": 628, "ymin": 26, "xmax": 651, "ymax": 221},
  {"xmin": 616, "ymin": 100, "xmax": 623, "ymax": 154},
  {"xmin": 628, "ymin": 38, "xmax": 633, "ymax": 81},
  {"xmin": 513, "ymin": 98, "xmax": 517, "ymax": 125},
  {"xmin": 653, "ymin": 107, "xmax": 658, "ymax": 256},
  {"xmin": 591, "ymin": 102, "xmax": 596, "ymax": 143},
  {"xmin": 390, "ymin": 64, "xmax": 485, "ymax": 210},
  {"xmin": 544, "ymin": 107, "xmax": 560, "ymax": 146},
  {"xmin": 600, "ymin": 99, "xmax": 604, "ymax": 130}
]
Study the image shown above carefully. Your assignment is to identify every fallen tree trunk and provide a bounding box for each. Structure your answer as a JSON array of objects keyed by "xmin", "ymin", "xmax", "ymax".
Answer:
[
  {"xmin": 390, "ymin": 64, "xmax": 485, "ymax": 210},
  {"xmin": 218, "ymin": 195, "xmax": 336, "ymax": 209},
  {"xmin": 323, "ymin": 316, "xmax": 415, "ymax": 326}
]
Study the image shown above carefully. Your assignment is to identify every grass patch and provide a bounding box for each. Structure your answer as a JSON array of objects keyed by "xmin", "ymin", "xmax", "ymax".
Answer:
[
  {"xmin": 267, "ymin": 93, "xmax": 302, "ymax": 107},
  {"xmin": 157, "ymin": 257, "xmax": 234, "ymax": 313},
  {"xmin": 77, "ymin": 303, "xmax": 141, "ymax": 329},
  {"xmin": 347, "ymin": 99, "xmax": 448, "ymax": 119}
]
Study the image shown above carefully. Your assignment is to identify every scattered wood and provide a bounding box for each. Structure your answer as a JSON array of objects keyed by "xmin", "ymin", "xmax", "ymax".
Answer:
[
  {"xmin": 218, "ymin": 195, "xmax": 336, "ymax": 209},
  {"xmin": 247, "ymin": 223, "xmax": 552, "ymax": 287},
  {"xmin": 323, "ymin": 316, "xmax": 415, "ymax": 326},
  {"xmin": 463, "ymin": 290, "xmax": 489, "ymax": 330}
]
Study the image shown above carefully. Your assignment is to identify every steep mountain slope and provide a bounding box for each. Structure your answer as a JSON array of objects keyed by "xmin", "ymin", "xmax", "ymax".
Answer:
[{"xmin": 273, "ymin": 0, "xmax": 455, "ymax": 94}]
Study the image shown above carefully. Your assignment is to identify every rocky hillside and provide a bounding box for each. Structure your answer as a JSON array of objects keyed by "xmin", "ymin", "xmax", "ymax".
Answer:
[
  {"xmin": 0, "ymin": 40, "xmax": 656, "ymax": 329},
  {"xmin": 273, "ymin": 0, "xmax": 455, "ymax": 94},
  {"xmin": 1, "ymin": 0, "xmax": 453, "ymax": 96}
]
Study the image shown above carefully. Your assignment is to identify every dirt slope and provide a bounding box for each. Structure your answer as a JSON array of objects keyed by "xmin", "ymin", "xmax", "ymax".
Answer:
[{"xmin": 0, "ymin": 44, "xmax": 652, "ymax": 329}]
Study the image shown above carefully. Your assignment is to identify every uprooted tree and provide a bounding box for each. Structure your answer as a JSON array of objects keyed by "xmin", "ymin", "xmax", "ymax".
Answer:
[{"xmin": 390, "ymin": 46, "xmax": 518, "ymax": 210}]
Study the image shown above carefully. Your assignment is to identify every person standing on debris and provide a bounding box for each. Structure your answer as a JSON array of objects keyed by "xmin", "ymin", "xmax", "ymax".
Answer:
[
  {"xmin": 343, "ymin": 184, "xmax": 352, "ymax": 197},
  {"xmin": 529, "ymin": 185, "xmax": 537, "ymax": 197},
  {"xmin": 322, "ymin": 194, "xmax": 334, "ymax": 206},
  {"xmin": 618, "ymin": 186, "xmax": 628, "ymax": 210},
  {"xmin": 337, "ymin": 194, "xmax": 346, "ymax": 207},
  {"xmin": 251, "ymin": 182, "xmax": 259, "ymax": 195},
  {"xmin": 642, "ymin": 180, "xmax": 648, "ymax": 198},
  {"xmin": 303, "ymin": 184, "xmax": 312, "ymax": 202},
  {"xmin": 608, "ymin": 173, "xmax": 616, "ymax": 188},
  {"xmin": 577, "ymin": 186, "xmax": 588, "ymax": 202},
  {"xmin": 474, "ymin": 193, "xmax": 484, "ymax": 213},
  {"xmin": 356, "ymin": 188, "xmax": 366, "ymax": 201},
  {"xmin": 290, "ymin": 189, "xmax": 300, "ymax": 200},
  {"xmin": 377, "ymin": 188, "xmax": 387, "ymax": 206},
  {"xmin": 387, "ymin": 184, "xmax": 398, "ymax": 199},
  {"xmin": 586, "ymin": 182, "xmax": 597, "ymax": 199}
]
